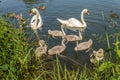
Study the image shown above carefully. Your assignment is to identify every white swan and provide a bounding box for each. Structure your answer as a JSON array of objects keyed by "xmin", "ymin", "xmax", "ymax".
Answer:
[
  {"xmin": 48, "ymin": 29, "xmax": 64, "ymax": 38},
  {"xmin": 57, "ymin": 9, "xmax": 89, "ymax": 32},
  {"xmin": 29, "ymin": 8, "xmax": 43, "ymax": 30},
  {"xmin": 48, "ymin": 39, "xmax": 66, "ymax": 55},
  {"xmin": 74, "ymin": 39, "xmax": 93, "ymax": 51}
]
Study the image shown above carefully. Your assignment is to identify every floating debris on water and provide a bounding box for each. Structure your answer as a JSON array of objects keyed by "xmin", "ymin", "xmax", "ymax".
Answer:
[
  {"xmin": 38, "ymin": 5, "xmax": 46, "ymax": 10},
  {"xmin": 110, "ymin": 11, "xmax": 119, "ymax": 19}
]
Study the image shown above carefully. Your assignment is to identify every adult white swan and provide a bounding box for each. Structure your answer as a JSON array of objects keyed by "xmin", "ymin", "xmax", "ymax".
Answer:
[
  {"xmin": 57, "ymin": 9, "xmax": 89, "ymax": 33},
  {"xmin": 29, "ymin": 8, "xmax": 43, "ymax": 30},
  {"xmin": 29, "ymin": 8, "xmax": 43, "ymax": 39}
]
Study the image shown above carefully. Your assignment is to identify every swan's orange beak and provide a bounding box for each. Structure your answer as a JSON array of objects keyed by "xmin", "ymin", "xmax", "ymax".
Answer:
[
  {"xmin": 29, "ymin": 10, "xmax": 33, "ymax": 16},
  {"xmin": 87, "ymin": 12, "xmax": 90, "ymax": 15}
]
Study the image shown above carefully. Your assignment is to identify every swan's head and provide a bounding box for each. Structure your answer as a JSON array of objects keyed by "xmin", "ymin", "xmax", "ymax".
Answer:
[
  {"xmin": 62, "ymin": 38, "xmax": 68, "ymax": 44},
  {"xmin": 74, "ymin": 47, "xmax": 78, "ymax": 51},
  {"xmin": 83, "ymin": 9, "xmax": 89, "ymax": 15},
  {"xmin": 29, "ymin": 8, "xmax": 39, "ymax": 15},
  {"xmin": 48, "ymin": 30, "xmax": 51, "ymax": 34},
  {"xmin": 88, "ymin": 39, "xmax": 93, "ymax": 45},
  {"xmin": 39, "ymin": 40, "xmax": 46, "ymax": 46}
]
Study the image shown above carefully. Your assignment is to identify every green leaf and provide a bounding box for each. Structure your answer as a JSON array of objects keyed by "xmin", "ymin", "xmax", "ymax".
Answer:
[
  {"xmin": 117, "ymin": 50, "xmax": 120, "ymax": 58},
  {"xmin": 0, "ymin": 64, "xmax": 9, "ymax": 71},
  {"xmin": 110, "ymin": 75, "xmax": 120, "ymax": 80},
  {"xmin": 10, "ymin": 67, "xmax": 17, "ymax": 73},
  {"xmin": 97, "ymin": 61, "xmax": 114, "ymax": 72}
]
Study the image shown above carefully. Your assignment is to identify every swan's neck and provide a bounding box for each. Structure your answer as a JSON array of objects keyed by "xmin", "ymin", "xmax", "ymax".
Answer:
[
  {"xmin": 76, "ymin": 41, "xmax": 78, "ymax": 47},
  {"xmin": 81, "ymin": 11, "xmax": 86, "ymax": 27},
  {"xmin": 79, "ymin": 31, "xmax": 83, "ymax": 40},
  {"xmin": 62, "ymin": 39, "xmax": 66, "ymax": 47},
  {"xmin": 61, "ymin": 25, "xmax": 66, "ymax": 36}
]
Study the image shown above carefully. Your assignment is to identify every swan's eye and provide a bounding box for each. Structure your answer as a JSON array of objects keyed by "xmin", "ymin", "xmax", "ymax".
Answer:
[{"xmin": 87, "ymin": 10, "xmax": 89, "ymax": 13}]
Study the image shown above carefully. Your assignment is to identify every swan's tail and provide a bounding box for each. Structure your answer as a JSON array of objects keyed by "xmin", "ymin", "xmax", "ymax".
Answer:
[{"xmin": 57, "ymin": 18, "xmax": 68, "ymax": 24}]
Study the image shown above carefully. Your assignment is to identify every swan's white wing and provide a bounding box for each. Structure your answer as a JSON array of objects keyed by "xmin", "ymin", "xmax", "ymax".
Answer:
[
  {"xmin": 57, "ymin": 18, "xmax": 69, "ymax": 25},
  {"xmin": 68, "ymin": 18, "xmax": 84, "ymax": 27},
  {"xmin": 64, "ymin": 18, "xmax": 85, "ymax": 31},
  {"xmin": 57, "ymin": 18, "xmax": 83, "ymax": 27},
  {"xmin": 30, "ymin": 16, "xmax": 36, "ymax": 25},
  {"xmin": 37, "ymin": 15, "xmax": 43, "ymax": 30},
  {"xmin": 30, "ymin": 15, "xmax": 37, "ymax": 29},
  {"xmin": 30, "ymin": 15, "xmax": 43, "ymax": 30},
  {"xmin": 57, "ymin": 18, "xmax": 85, "ymax": 32}
]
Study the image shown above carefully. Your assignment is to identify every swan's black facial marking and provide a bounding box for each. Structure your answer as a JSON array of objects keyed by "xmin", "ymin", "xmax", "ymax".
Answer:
[
  {"xmin": 29, "ymin": 10, "xmax": 33, "ymax": 15},
  {"xmin": 87, "ymin": 10, "xmax": 89, "ymax": 13},
  {"xmin": 33, "ymin": 12, "xmax": 37, "ymax": 15}
]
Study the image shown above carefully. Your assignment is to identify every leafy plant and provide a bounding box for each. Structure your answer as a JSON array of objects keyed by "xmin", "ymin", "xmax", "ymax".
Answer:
[{"xmin": 0, "ymin": 16, "xmax": 32, "ymax": 80}]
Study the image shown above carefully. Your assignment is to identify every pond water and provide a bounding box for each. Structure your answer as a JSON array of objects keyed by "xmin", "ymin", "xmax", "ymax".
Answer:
[{"xmin": 0, "ymin": 0, "xmax": 120, "ymax": 64}]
